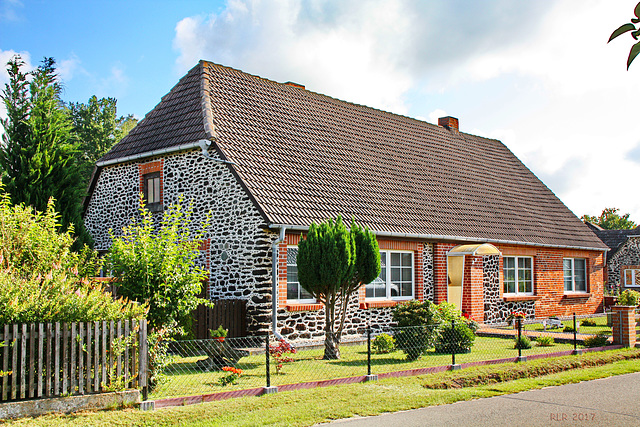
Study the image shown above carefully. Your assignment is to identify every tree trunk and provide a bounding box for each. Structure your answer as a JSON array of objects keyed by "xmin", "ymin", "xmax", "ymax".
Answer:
[{"xmin": 323, "ymin": 298, "xmax": 340, "ymax": 359}]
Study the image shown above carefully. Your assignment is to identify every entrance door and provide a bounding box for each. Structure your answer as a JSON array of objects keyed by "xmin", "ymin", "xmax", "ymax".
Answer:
[{"xmin": 447, "ymin": 255, "xmax": 464, "ymax": 312}]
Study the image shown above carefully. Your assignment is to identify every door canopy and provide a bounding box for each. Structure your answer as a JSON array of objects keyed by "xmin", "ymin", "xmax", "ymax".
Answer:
[{"xmin": 448, "ymin": 243, "xmax": 501, "ymax": 256}]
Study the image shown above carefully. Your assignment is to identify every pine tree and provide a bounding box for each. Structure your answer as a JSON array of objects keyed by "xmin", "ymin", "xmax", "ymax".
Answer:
[{"xmin": 0, "ymin": 55, "xmax": 90, "ymax": 247}]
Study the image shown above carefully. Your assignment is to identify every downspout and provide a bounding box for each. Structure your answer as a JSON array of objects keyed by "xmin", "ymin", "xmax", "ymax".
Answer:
[{"xmin": 272, "ymin": 226, "xmax": 286, "ymax": 339}]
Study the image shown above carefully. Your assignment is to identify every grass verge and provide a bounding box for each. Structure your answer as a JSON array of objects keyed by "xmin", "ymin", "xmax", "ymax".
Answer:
[{"xmin": 4, "ymin": 348, "xmax": 640, "ymax": 427}]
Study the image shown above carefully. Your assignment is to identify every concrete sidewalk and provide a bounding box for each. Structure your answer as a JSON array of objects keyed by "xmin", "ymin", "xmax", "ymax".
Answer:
[{"xmin": 327, "ymin": 371, "xmax": 640, "ymax": 426}]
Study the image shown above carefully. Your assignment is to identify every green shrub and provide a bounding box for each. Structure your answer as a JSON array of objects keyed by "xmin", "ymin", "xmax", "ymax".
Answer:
[
  {"xmin": 372, "ymin": 333, "xmax": 395, "ymax": 354},
  {"xmin": 583, "ymin": 331, "xmax": 609, "ymax": 348},
  {"xmin": 617, "ymin": 289, "xmax": 640, "ymax": 306},
  {"xmin": 535, "ymin": 336, "xmax": 554, "ymax": 347},
  {"xmin": 514, "ymin": 335, "xmax": 532, "ymax": 349},
  {"xmin": 392, "ymin": 300, "xmax": 437, "ymax": 360},
  {"xmin": 434, "ymin": 321, "xmax": 475, "ymax": 354},
  {"xmin": 563, "ymin": 325, "xmax": 575, "ymax": 333},
  {"xmin": 580, "ymin": 318, "xmax": 597, "ymax": 327},
  {"xmin": 0, "ymin": 189, "xmax": 145, "ymax": 324}
]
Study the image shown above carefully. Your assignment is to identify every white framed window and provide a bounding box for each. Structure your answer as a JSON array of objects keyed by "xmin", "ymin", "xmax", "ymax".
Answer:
[
  {"xmin": 564, "ymin": 258, "xmax": 587, "ymax": 293},
  {"xmin": 503, "ymin": 256, "xmax": 533, "ymax": 295},
  {"xmin": 143, "ymin": 172, "xmax": 162, "ymax": 212},
  {"xmin": 366, "ymin": 250, "xmax": 413, "ymax": 300},
  {"xmin": 623, "ymin": 268, "xmax": 640, "ymax": 287},
  {"xmin": 286, "ymin": 246, "xmax": 315, "ymax": 302}
]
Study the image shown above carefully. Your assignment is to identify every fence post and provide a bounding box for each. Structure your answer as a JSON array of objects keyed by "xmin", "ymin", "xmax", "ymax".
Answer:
[
  {"xmin": 451, "ymin": 320, "xmax": 456, "ymax": 366},
  {"xmin": 139, "ymin": 319, "xmax": 148, "ymax": 402},
  {"xmin": 367, "ymin": 324, "xmax": 371, "ymax": 376},
  {"xmin": 573, "ymin": 313, "xmax": 577, "ymax": 351},
  {"xmin": 265, "ymin": 334, "xmax": 271, "ymax": 388},
  {"xmin": 516, "ymin": 317, "xmax": 525, "ymax": 362}
]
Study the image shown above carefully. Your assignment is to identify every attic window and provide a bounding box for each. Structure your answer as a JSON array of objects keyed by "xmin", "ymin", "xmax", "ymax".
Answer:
[{"xmin": 143, "ymin": 172, "xmax": 162, "ymax": 212}]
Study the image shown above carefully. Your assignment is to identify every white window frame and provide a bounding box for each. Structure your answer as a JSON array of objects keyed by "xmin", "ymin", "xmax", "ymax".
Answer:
[
  {"xmin": 502, "ymin": 256, "xmax": 534, "ymax": 295},
  {"xmin": 286, "ymin": 246, "xmax": 315, "ymax": 303},
  {"xmin": 623, "ymin": 268, "xmax": 640, "ymax": 288},
  {"xmin": 564, "ymin": 258, "xmax": 587, "ymax": 293},
  {"xmin": 365, "ymin": 250, "xmax": 414, "ymax": 301}
]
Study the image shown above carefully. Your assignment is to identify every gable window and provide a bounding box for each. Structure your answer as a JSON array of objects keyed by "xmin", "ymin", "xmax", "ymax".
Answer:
[
  {"xmin": 286, "ymin": 247, "xmax": 314, "ymax": 302},
  {"xmin": 143, "ymin": 172, "xmax": 162, "ymax": 212},
  {"xmin": 366, "ymin": 251, "xmax": 413, "ymax": 300},
  {"xmin": 623, "ymin": 268, "xmax": 640, "ymax": 287},
  {"xmin": 503, "ymin": 256, "xmax": 533, "ymax": 295},
  {"xmin": 564, "ymin": 258, "xmax": 587, "ymax": 292}
]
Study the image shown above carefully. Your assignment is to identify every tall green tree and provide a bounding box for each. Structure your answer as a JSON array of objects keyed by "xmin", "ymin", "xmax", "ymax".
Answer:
[
  {"xmin": 608, "ymin": 2, "xmax": 640, "ymax": 69},
  {"xmin": 68, "ymin": 96, "xmax": 138, "ymax": 185},
  {"xmin": 0, "ymin": 55, "xmax": 89, "ymax": 246},
  {"xmin": 581, "ymin": 207, "xmax": 637, "ymax": 230},
  {"xmin": 297, "ymin": 216, "xmax": 380, "ymax": 359}
]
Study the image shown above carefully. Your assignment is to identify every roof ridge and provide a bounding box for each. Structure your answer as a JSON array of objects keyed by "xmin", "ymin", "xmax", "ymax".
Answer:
[
  {"xmin": 199, "ymin": 61, "xmax": 217, "ymax": 140},
  {"xmin": 200, "ymin": 59, "xmax": 500, "ymax": 143}
]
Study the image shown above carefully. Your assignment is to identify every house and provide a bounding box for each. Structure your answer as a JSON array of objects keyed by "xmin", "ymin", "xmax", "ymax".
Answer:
[
  {"xmin": 84, "ymin": 61, "xmax": 608, "ymax": 338},
  {"xmin": 586, "ymin": 222, "xmax": 640, "ymax": 295}
]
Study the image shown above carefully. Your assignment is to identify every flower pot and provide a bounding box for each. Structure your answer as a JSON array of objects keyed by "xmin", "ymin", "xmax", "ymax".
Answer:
[{"xmin": 213, "ymin": 337, "xmax": 225, "ymax": 342}]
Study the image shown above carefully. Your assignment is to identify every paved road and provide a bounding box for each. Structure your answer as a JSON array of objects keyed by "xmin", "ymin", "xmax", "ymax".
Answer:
[{"xmin": 328, "ymin": 372, "xmax": 640, "ymax": 426}]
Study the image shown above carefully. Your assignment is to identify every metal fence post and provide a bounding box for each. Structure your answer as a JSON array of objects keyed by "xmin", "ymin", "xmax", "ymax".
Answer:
[
  {"xmin": 451, "ymin": 320, "xmax": 456, "ymax": 366},
  {"xmin": 265, "ymin": 334, "xmax": 271, "ymax": 388},
  {"xmin": 517, "ymin": 317, "xmax": 522, "ymax": 359},
  {"xmin": 367, "ymin": 324, "xmax": 372, "ymax": 376},
  {"xmin": 573, "ymin": 313, "xmax": 577, "ymax": 351},
  {"xmin": 139, "ymin": 319, "xmax": 148, "ymax": 402}
]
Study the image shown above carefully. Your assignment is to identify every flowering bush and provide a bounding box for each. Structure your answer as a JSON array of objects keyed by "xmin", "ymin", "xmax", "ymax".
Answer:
[
  {"xmin": 269, "ymin": 339, "xmax": 297, "ymax": 374},
  {"xmin": 219, "ymin": 366, "xmax": 243, "ymax": 386},
  {"xmin": 506, "ymin": 311, "xmax": 526, "ymax": 326}
]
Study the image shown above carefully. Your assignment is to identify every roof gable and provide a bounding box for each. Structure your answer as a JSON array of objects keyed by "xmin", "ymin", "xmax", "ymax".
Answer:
[{"xmin": 98, "ymin": 61, "xmax": 607, "ymax": 251}]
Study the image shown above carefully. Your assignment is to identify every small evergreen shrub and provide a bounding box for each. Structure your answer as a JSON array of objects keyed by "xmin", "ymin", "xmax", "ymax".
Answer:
[
  {"xmin": 580, "ymin": 318, "xmax": 597, "ymax": 327},
  {"xmin": 583, "ymin": 331, "xmax": 610, "ymax": 348},
  {"xmin": 563, "ymin": 325, "xmax": 575, "ymax": 333},
  {"xmin": 434, "ymin": 321, "xmax": 475, "ymax": 354},
  {"xmin": 392, "ymin": 300, "xmax": 437, "ymax": 360},
  {"xmin": 372, "ymin": 333, "xmax": 395, "ymax": 354},
  {"xmin": 535, "ymin": 336, "xmax": 554, "ymax": 347},
  {"xmin": 514, "ymin": 335, "xmax": 532, "ymax": 349}
]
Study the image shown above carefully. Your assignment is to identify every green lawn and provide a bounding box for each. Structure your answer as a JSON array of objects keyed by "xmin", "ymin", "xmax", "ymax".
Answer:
[
  {"xmin": 522, "ymin": 315, "xmax": 612, "ymax": 334},
  {"xmin": 151, "ymin": 336, "xmax": 578, "ymax": 400},
  {"xmin": 6, "ymin": 348, "xmax": 640, "ymax": 427}
]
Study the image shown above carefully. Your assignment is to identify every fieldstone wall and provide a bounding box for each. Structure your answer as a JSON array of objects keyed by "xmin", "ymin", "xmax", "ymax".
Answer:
[
  {"xmin": 423, "ymin": 242, "xmax": 435, "ymax": 301},
  {"xmin": 85, "ymin": 149, "xmax": 277, "ymax": 335},
  {"xmin": 608, "ymin": 237, "xmax": 640, "ymax": 293},
  {"xmin": 482, "ymin": 255, "xmax": 534, "ymax": 324}
]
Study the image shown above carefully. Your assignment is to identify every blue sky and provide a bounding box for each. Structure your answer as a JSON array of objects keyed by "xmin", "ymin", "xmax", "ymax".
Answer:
[{"xmin": 2, "ymin": 0, "xmax": 640, "ymax": 222}]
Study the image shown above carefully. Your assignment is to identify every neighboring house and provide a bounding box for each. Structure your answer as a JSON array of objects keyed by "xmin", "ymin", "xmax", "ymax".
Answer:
[
  {"xmin": 586, "ymin": 222, "xmax": 640, "ymax": 294},
  {"xmin": 84, "ymin": 61, "xmax": 607, "ymax": 338}
]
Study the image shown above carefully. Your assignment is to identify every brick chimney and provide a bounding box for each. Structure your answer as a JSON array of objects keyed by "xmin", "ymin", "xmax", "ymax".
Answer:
[
  {"xmin": 438, "ymin": 116, "xmax": 459, "ymax": 132},
  {"xmin": 284, "ymin": 81, "xmax": 305, "ymax": 89}
]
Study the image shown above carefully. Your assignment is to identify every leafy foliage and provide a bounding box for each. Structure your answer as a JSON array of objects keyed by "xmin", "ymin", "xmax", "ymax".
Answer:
[
  {"xmin": 0, "ymin": 187, "xmax": 145, "ymax": 324},
  {"xmin": 581, "ymin": 207, "xmax": 637, "ymax": 230},
  {"xmin": 434, "ymin": 321, "xmax": 476, "ymax": 354},
  {"xmin": 513, "ymin": 335, "xmax": 532, "ymax": 350},
  {"xmin": 269, "ymin": 339, "xmax": 297, "ymax": 374},
  {"xmin": 372, "ymin": 333, "xmax": 395, "ymax": 354},
  {"xmin": 583, "ymin": 331, "xmax": 610, "ymax": 348},
  {"xmin": 68, "ymin": 96, "xmax": 138, "ymax": 185},
  {"xmin": 608, "ymin": 2, "xmax": 640, "ymax": 69},
  {"xmin": 617, "ymin": 289, "xmax": 640, "ymax": 306},
  {"xmin": 535, "ymin": 336, "xmax": 554, "ymax": 347},
  {"xmin": 106, "ymin": 198, "xmax": 211, "ymax": 335},
  {"xmin": 297, "ymin": 216, "xmax": 380, "ymax": 359},
  {"xmin": 0, "ymin": 55, "xmax": 90, "ymax": 247}
]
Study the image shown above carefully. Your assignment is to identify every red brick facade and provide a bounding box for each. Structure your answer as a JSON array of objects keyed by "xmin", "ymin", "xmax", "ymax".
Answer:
[{"xmin": 279, "ymin": 233, "xmax": 605, "ymax": 321}]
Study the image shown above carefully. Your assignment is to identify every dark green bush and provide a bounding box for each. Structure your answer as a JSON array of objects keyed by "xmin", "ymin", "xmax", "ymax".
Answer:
[
  {"xmin": 580, "ymin": 318, "xmax": 596, "ymax": 327},
  {"xmin": 514, "ymin": 335, "xmax": 532, "ymax": 349},
  {"xmin": 392, "ymin": 300, "xmax": 437, "ymax": 360},
  {"xmin": 563, "ymin": 325, "xmax": 575, "ymax": 333},
  {"xmin": 535, "ymin": 336, "xmax": 554, "ymax": 347},
  {"xmin": 372, "ymin": 333, "xmax": 395, "ymax": 354},
  {"xmin": 583, "ymin": 331, "xmax": 609, "ymax": 348},
  {"xmin": 434, "ymin": 321, "xmax": 475, "ymax": 354}
]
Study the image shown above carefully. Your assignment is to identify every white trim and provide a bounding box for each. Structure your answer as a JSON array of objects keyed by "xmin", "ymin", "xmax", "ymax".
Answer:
[
  {"xmin": 563, "ymin": 258, "xmax": 588, "ymax": 293},
  {"xmin": 286, "ymin": 245, "xmax": 316, "ymax": 303},
  {"xmin": 268, "ymin": 224, "xmax": 608, "ymax": 252},
  {"xmin": 623, "ymin": 268, "xmax": 640, "ymax": 287},
  {"xmin": 365, "ymin": 250, "xmax": 414, "ymax": 301},
  {"xmin": 502, "ymin": 256, "xmax": 534, "ymax": 296}
]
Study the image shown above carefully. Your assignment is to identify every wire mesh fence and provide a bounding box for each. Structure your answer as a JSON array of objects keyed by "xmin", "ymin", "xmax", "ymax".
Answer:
[{"xmin": 150, "ymin": 319, "xmax": 615, "ymax": 400}]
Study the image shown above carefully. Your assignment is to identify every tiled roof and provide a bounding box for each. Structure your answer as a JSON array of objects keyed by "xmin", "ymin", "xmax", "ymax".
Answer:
[
  {"xmin": 99, "ymin": 61, "xmax": 607, "ymax": 250},
  {"xmin": 587, "ymin": 223, "xmax": 640, "ymax": 259}
]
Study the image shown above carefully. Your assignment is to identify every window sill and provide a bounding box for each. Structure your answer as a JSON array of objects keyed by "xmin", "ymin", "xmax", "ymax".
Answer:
[
  {"xmin": 502, "ymin": 295, "xmax": 541, "ymax": 302},
  {"xmin": 562, "ymin": 293, "xmax": 591, "ymax": 299},
  {"xmin": 360, "ymin": 301, "xmax": 402, "ymax": 309},
  {"xmin": 285, "ymin": 303, "xmax": 323, "ymax": 312}
]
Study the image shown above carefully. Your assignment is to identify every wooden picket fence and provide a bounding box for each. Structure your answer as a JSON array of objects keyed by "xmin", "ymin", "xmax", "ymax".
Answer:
[{"xmin": 0, "ymin": 319, "xmax": 147, "ymax": 402}]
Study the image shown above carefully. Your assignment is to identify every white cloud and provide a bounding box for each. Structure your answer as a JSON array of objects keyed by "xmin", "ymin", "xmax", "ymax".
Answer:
[{"xmin": 171, "ymin": 0, "xmax": 640, "ymax": 222}]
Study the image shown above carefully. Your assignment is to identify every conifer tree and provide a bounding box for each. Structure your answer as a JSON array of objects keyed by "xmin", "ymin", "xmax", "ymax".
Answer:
[{"xmin": 0, "ymin": 55, "xmax": 89, "ymax": 246}]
